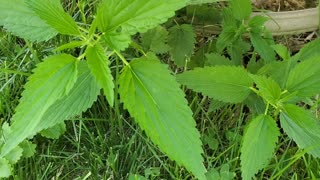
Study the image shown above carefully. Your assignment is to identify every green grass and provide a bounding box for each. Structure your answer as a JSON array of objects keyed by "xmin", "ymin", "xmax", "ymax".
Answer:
[{"xmin": 1, "ymin": 2, "xmax": 320, "ymax": 179}]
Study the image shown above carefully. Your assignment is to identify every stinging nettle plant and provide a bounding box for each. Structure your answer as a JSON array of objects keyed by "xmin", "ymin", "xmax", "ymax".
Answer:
[
  {"xmin": 0, "ymin": 0, "xmax": 208, "ymax": 178},
  {"xmin": 1, "ymin": 0, "xmax": 320, "ymax": 179},
  {"xmin": 177, "ymin": 0, "xmax": 320, "ymax": 179}
]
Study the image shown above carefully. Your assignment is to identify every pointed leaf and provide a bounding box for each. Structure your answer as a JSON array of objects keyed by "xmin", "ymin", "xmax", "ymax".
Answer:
[
  {"xmin": 168, "ymin": 24, "xmax": 196, "ymax": 67},
  {"xmin": 216, "ymin": 26, "xmax": 237, "ymax": 53},
  {"xmin": 250, "ymin": 32, "xmax": 276, "ymax": 62},
  {"xmin": 96, "ymin": 0, "xmax": 188, "ymax": 35},
  {"xmin": 27, "ymin": 0, "xmax": 81, "ymax": 36},
  {"xmin": 86, "ymin": 44, "xmax": 114, "ymax": 105},
  {"xmin": 0, "ymin": 158, "xmax": 11, "ymax": 178},
  {"xmin": 257, "ymin": 60, "xmax": 296, "ymax": 89},
  {"xmin": 286, "ymin": 57, "xmax": 320, "ymax": 98},
  {"xmin": 292, "ymin": 39, "xmax": 320, "ymax": 62},
  {"xmin": 1, "ymin": 54, "xmax": 78, "ymax": 157},
  {"xmin": 248, "ymin": 15, "xmax": 269, "ymax": 30},
  {"xmin": 141, "ymin": 26, "xmax": 170, "ymax": 54},
  {"xmin": 0, "ymin": 0, "xmax": 57, "ymax": 41},
  {"xmin": 119, "ymin": 57, "xmax": 206, "ymax": 179},
  {"xmin": 34, "ymin": 61, "xmax": 101, "ymax": 133},
  {"xmin": 280, "ymin": 104, "xmax": 320, "ymax": 157},
  {"xmin": 251, "ymin": 75, "xmax": 282, "ymax": 105},
  {"xmin": 230, "ymin": 0, "xmax": 252, "ymax": 20},
  {"xmin": 205, "ymin": 53, "xmax": 234, "ymax": 66},
  {"xmin": 271, "ymin": 44, "xmax": 290, "ymax": 60},
  {"xmin": 241, "ymin": 115, "xmax": 279, "ymax": 180},
  {"xmin": 177, "ymin": 66, "xmax": 253, "ymax": 103}
]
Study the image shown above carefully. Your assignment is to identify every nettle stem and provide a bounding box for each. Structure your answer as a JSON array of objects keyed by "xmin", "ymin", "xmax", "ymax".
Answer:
[{"xmin": 115, "ymin": 50, "xmax": 129, "ymax": 66}]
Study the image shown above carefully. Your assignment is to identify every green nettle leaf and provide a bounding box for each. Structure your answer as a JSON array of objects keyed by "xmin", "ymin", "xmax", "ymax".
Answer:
[
  {"xmin": 257, "ymin": 60, "xmax": 296, "ymax": 89},
  {"xmin": 101, "ymin": 31, "xmax": 132, "ymax": 51},
  {"xmin": 228, "ymin": 38, "xmax": 250, "ymax": 65},
  {"xmin": 230, "ymin": 0, "xmax": 252, "ymax": 20},
  {"xmin": 177, "ymin": 66, "xmax": 253, "ymax": 103},
  {"xmin": 0, "ymin": 0, "xmax": 57, "ymax": 41},
  {"xmin": 19, "ymin": 141, "xmax": 36, "ymax": 158},
  {"xmin": 250, "ymin": 32, "xmax": 276, "ymax": 62},
  {"xmin": 280, "ymin": 104, "xmax": 320, "ymax": 157},
  {"xmin": 241, "ymin": 115, "xmax": 279, "ymax": 180},
  {"xmin": 40, "ymin": 122, "xmax": 66, "ymax": 139},
  {"xmin": 216, "ymin": 26, "xmax": 237, "ymax": 53},
  {"xmin": 168, "ymin": 24, "xmax": 196, "ymax": 67},
  {"xmin": 291, "ymin": 39, "xmax": 320, "ymax": 62},
  {"xmin": 141, "ymin": 26, "xmax": 170, "ymax": 54},
  {"xmin": 86, "ymin": 44, "xmax": 114, "ymax": 105},
  {"xmin": 271, "ymin": 44, "xmax": 290, "ymax": 60},
  {"xmin": 34, "ymin": 61, "xmax": 101, "ymax": 134},
  {"xmin": 0, "ymin": 54, "xmax": 78, "ymax": 157},
  {"xmin": 251, "ymin": 75, "xmax": 282, "ymax": 105},
  {"xmin": 0, "ymin": 158, "xmax": 11, "ymax": 178},
  {"xmin": 119, "ymin": 57, "xmax": 206, "ymax": 179},
  {"xmin": 244, "ymin": 93, "xmax": 266, "ymax": 114},
  {"xmin": 27, "ymin": 0, "xmax": 81, "ymax": 36},
  {"xmin": 96, "ymin": 0, "xmax": 188, "ymax": 35},
  {"xmin": 205, "ymin": 53, "xmax": 234, "ymax": 66},
  {"xmin": 286, "ymin": 57, "xmax": 320, "ymax": 98},
  {"xmin": 248, "ymin": 15, "xmax": 269, "ymax": 31}
]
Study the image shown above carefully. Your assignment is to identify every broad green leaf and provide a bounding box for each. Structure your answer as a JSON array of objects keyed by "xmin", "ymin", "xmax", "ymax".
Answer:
[
  {"xmin": 230, "ymin": 0, "xmax": 252, "ymax": 20},
  {"xmin": 141, "ymin": 26, "xmax": 170, "ymax": 54},
  {"xmin": 291, "ymin": 39, "xmax": 320, "ymax": 62},
  {"xmin": 250, "ymin": 32, "xmax": 276, "ymax": 62},
  {"xmin": 177, "ymin": 66, "xmax": 253, "ymax": 103},
  {"xmin": 286, "ymin": 57, "xmax": 320, "ymax": 98},
  {"xmin": 40, "ymin": 122, "xmax": 66, "ymax": 139},
  {"xmin": 205, "ymin": 53, "xmax": 234, "ymax": 66},
  {"xmin": 271, "ymin": 44, "xmax": 290, "ymax": 60},
  {"xmin": 280, "ymin": 104, "xmax": 320, "ymax": 157},
  {"xmin": 100, "ymin": 31, "xmax": 132, "ymax": 51},
  {"xmin": 0, "ymin": 0, "xmax": 57, "ymax": 41},
  {"xmin": 168, "ymin": 24, "xmax": 196, "ymax": 67},
  {"xmin": 19, "ymin": 141, "xmax": 36, "ymax": 158},
  {"xmin": 34, "ymin": 61, "xmax": 101, "ymax": 134},
  {"xmin": 86, "ymin": 44, "xmax": 114, "ymax": 105},
  {"xmin": 241, "ymin": 115, "xmax": 279, "ymax": 180},
  {"xmin": 119, "ymin": 57, "xmax": 206, "ymax": 179},
  {"xmin": 1, "ymin": 54, "xmax": 78, "ymax": 157},
  {"xmin": 0, "ymin": 158, "xmax": 11, "ymax": 178},
  {"xmin": 27, "ymin": 0, "xmax": 81, "ymax": 36},
  {"xmin": 251, "ymin": 75, "xmax": 282, "ymax": 105},
  {"xmin": 96, "ymin": 0, "xmax": 188, "ymax": 35}
]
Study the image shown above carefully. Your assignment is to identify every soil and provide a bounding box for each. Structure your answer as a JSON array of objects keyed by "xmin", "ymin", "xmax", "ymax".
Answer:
[{"xmin": 252, "ymin": 0, "xmax": 318, "ymax": 11}]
